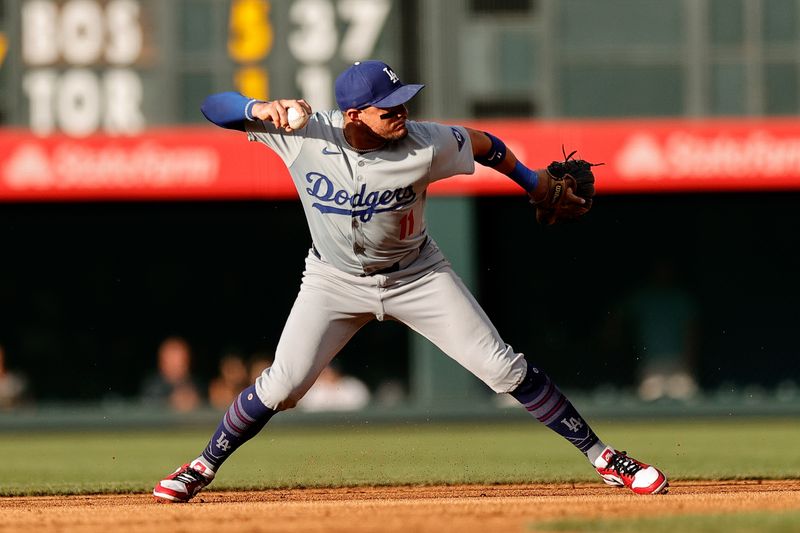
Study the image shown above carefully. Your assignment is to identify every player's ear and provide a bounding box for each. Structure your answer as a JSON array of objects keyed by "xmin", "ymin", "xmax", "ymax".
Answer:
[{"xmin": 344, "ymin": 108, "xmax": 362, "ymax": 122}]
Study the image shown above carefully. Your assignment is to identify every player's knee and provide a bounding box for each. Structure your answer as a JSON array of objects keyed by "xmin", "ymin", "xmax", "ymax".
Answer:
[
  {"xmin": 483, "ymin": 346, "xmax": 528, "ymax": 394},
  {"xmin": 254, "ymin": 371, "xmax": 304, "ymax": 412},
  {"xmin": 255, "ymin": 384, "xmax": 300, "ymax": 411},
  {"xmin": 275, "ymin": 390, "xmax": 305, "ymax": 411}
]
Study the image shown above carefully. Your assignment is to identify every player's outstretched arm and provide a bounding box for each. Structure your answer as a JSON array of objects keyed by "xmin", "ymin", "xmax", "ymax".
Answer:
[
  {"xmin": 465, "ymin": 127, "xmax": 593, "ymax": 224},
  {"xmin": 200, "ymin": 92, "xmax": 312, "ymax": 133},
  {"xmin": 466, "ymin": 127, "xmax": 584, "ymax": 206}
]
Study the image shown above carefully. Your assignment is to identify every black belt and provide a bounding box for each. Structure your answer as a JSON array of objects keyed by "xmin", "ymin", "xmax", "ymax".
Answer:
[
  {"xmin": 311, "ymin": 237, "xmax": 427, "ymax": 277},
  {"xmin": 363, "ymin": 262, "xmax": 401, "ymax": 276}
]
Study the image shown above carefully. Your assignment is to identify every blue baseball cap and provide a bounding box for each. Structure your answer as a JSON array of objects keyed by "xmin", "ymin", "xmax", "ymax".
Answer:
[{"xmin": 335, "ymin": 60, "xmax": 425, "ymax": 111}]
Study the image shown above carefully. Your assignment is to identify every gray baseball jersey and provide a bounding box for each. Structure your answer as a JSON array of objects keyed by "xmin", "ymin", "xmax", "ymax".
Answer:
[
  {"xmin": 245, "ymin": 111, "xmax": 526, "ymax": 411},
  {"xmin": 246, "ymin": 110, "xmax": 473, "ymax": 275}
]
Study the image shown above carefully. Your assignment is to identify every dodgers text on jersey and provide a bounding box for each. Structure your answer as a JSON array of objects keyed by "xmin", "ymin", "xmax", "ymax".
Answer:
[{"xmin": 305, "ymin": 172, "xmax": 417, "ymax": 222}]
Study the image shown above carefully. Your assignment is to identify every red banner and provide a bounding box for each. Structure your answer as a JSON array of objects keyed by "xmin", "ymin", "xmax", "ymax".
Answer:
[
  {"xmin": 447, "ymin": 117, "xmax": 800, "ymax": 195},
  {"xmin": 2, "ymin": 117, "xmax": 800, "ymax": 201},
  {"xmin": 0, "ymin": 128, "xmax": 295, "ymax": 201}
]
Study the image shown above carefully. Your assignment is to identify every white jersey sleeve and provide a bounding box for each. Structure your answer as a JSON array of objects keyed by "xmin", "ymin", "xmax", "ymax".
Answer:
[
  {"xmin": 425, "ymin": 123, "xmax": 475, "ymax": 182},
  {"xmin": 245, "ymin": 118, "xmax": 306, "ymax": 166}
]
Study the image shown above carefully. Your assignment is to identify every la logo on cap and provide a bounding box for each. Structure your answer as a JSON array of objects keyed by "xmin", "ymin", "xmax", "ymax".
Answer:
[{"xmin": 383, "ymin": 67, "xmax": 399, "ymax": 84}]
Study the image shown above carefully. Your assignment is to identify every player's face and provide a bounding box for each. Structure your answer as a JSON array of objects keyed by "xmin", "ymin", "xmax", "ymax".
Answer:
[{"xmin": 358, "ymin": 104, "xmax": 409, "ymax": 141}]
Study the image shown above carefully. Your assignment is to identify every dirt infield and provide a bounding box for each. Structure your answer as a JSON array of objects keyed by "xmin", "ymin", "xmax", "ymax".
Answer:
[{"xmin": 1, "ymin": 480, "xmax": 799, "ymax": 533}]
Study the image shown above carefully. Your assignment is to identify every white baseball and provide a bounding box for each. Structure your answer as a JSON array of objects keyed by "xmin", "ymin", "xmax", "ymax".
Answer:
[{"xmin": 287, "ymin": 107, "xmax": 309, "ymax": 130}]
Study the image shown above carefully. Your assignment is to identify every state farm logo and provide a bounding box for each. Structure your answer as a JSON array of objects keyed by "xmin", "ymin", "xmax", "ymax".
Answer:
[
  {"xmin": 2, "ymin": 141, "xmax": 220, "ymax": 190},
  {"xmin": 3, "ymin": 143, "xmax": 55, "ymax": 188},
  {"xmin": 615, "ymin": 134, "xmax": 666, "ymax": 179},
  {"xmin": 615, "ymin": 131, "xmax": 800, "ymax": 179}
]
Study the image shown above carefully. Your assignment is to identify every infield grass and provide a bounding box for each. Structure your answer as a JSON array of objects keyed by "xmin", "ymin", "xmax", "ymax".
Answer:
[{"xmin": 0, "ymin": 418, "xmax": 798, "ymax": 496}]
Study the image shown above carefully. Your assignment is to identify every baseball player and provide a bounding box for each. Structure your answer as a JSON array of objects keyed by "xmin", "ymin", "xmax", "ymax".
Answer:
[{"xmin": 153, "ymin": 60, "xmax": 668, "ymax": 502}]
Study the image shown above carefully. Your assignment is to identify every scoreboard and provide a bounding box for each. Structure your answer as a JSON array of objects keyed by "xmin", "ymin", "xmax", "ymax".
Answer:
[
  {"xmin": 0, "ymin": 0, "xmax": 400, "ymax": 136},
  {"xmin": 2, "ymin": 0, "xmax": 800, "ymax": 201},
  {"xmin": 17, "ymin": 0, "xmax": 146, "ymax": 136}
]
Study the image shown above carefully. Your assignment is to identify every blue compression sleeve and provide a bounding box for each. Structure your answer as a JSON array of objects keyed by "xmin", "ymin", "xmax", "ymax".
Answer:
[
  {"xmin": 200, "ymin": 92, "xmax": 262, "ymax": 131},
  {"xmin": 509, "ymin": 160, "xmax": 539, "ymax": 194}
]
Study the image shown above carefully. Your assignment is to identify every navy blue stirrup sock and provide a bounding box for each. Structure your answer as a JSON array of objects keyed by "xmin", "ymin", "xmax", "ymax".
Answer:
[
  {"xmin": 510, "ymin": 362, "xmax": 599, "ymax": 454},
  {"xmin": 201, "ymin": 385, "xmax": 276, "ymax": 469}
]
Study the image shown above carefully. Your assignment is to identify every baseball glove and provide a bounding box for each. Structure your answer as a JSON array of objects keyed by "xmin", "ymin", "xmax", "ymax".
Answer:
[{"xmin": 531, "ymin": 149, "xmax": 599, "ymax": 225}]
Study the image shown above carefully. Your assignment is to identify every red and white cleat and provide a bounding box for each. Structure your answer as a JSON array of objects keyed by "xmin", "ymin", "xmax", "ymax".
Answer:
[
  {"xmin": 594, "ymin": 447, "xmax": 669, "ymax": 495},
  {"xmin": 153, "ymin": 459, "xmax": 215, "ymax": 503}
]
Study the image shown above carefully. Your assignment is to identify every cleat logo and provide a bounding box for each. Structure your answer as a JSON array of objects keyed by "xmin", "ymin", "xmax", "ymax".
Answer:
[
  {"xmin": 560, "ymin": 416, "xmax": 584, "ymax": 433},
  {"xmin": 215, "ymin": 432, "xmax": 231, "ymax": 451}
]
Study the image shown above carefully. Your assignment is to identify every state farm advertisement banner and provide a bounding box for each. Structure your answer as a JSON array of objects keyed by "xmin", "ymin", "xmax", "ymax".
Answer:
[
  {"xmin": 2, "ymin": 118, "xmax": 800, "ymax": 201},
  {"xmin": 445, "ymin": 117, "xmax": 800, "ymax": 195},
  {"xmin": 0, "ymin": 128, "xmax": 296, "ymax": 201}
]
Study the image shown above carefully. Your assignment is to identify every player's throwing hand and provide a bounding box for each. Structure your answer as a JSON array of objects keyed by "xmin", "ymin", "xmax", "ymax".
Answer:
[{"xmin": 251, "ymin": 99, "xmax": 313, "ymax": 132}]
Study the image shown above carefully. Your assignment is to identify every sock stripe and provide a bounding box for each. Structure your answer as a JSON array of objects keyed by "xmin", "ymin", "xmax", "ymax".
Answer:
[
  {"xmin": 223, "ymin": 411, "xmax": 245, "ymax": 437},
  {"xmin": 235, "ymin": 396, "xmax": 256, "ymax": 423},
  {"xmin": 524, "ymin": 380, "xmax": 555, "ymax": 411},
  {"xmin": 228, "ymin": 403, "xmax": 250, "ymax": 432},
  {"xmin": 538, "ymin": 395, "xmax": 567, "ymax": 425},
  {"xmin": 526, "ymin": 383, "xmax": 564, "ymax": 420}
]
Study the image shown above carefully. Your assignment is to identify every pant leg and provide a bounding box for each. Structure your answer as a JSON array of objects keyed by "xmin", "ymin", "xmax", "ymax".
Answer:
[
  {"xmin": 382, "ymin": 265, "xmax": 527, "ymax": 393},
  {"xmin": 255, "ymin": 256, "xmax": 376, "ymax": 410}
]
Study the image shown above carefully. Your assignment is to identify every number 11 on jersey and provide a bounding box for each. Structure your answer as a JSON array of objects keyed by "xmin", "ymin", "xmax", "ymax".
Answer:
[{"xmin": 399, "ymin": 210, "xmax": 415, "ymax": 240}]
